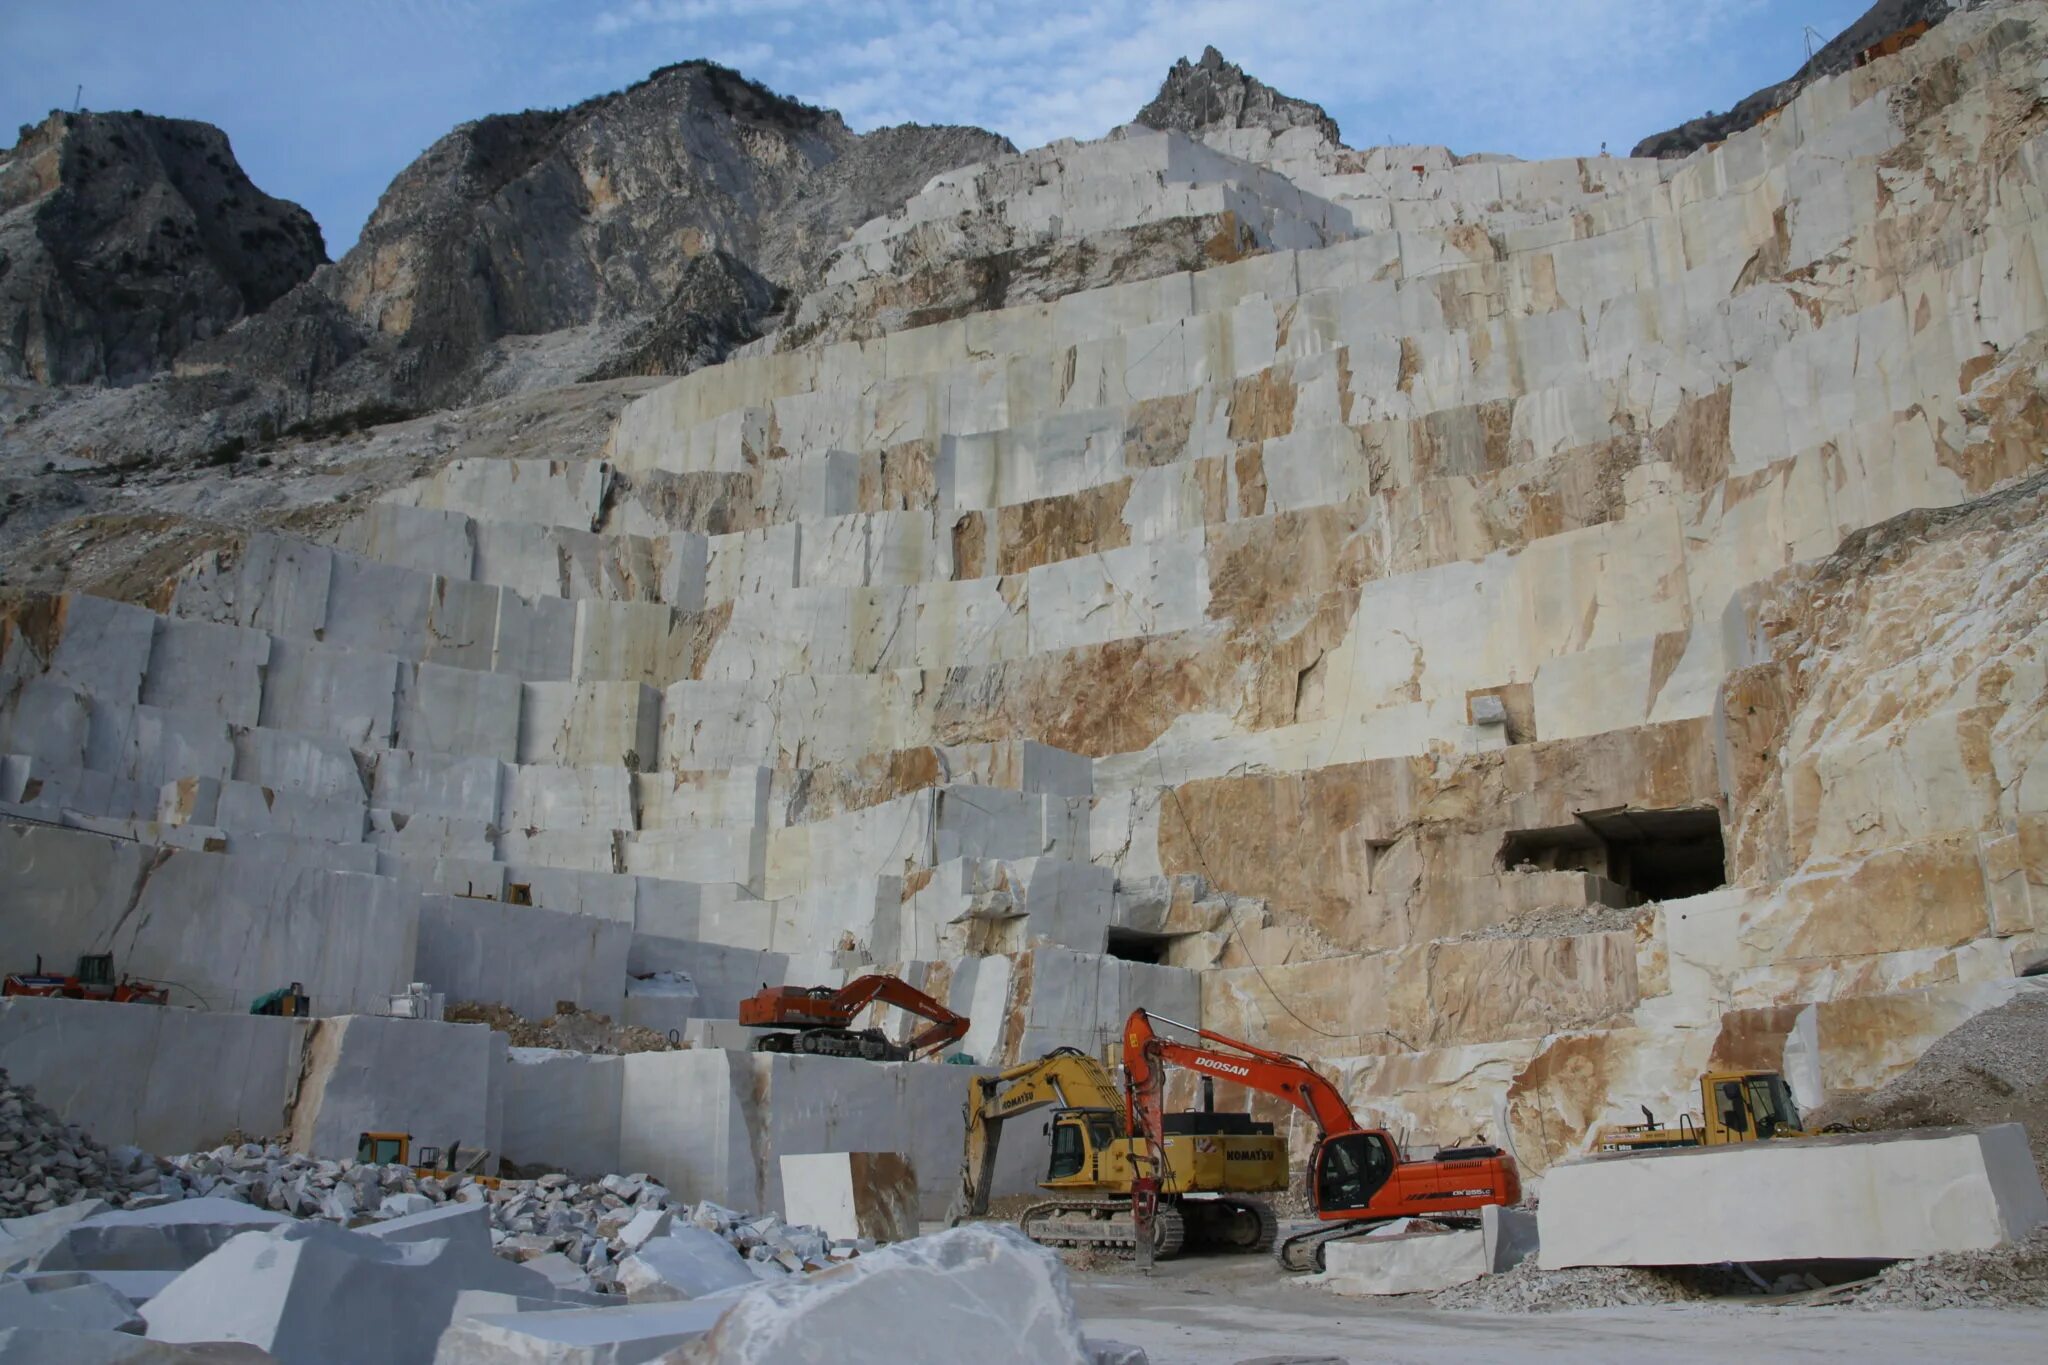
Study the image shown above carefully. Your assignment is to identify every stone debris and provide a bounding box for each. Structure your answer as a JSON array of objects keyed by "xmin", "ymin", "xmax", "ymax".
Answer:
[
  {"xmin": 442, "ymin": 1001, "xmax": 679, "ymax": 1055},
  {"xmin": 1851, "ymin": 1227, "xmax": 2048, "ymax": 1310},
  {"xmin": 1814, "ymin": 993, "xmax": 2048, "ymax": 1187},
  {"xmin": 0, "ymin": 1070, "xmax": 157, "ymax": 1217},
  {"xmin": 1428, "ymin": 1259, "xmax": 1722, "ymax": 1314}
]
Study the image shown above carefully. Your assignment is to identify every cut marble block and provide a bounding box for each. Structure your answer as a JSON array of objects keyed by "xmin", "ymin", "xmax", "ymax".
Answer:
[
  {"xmin": 778, "ymin": 1152, "xmax": 920, "ymax": 1243},
  {"xmin": 1318, "ymin": 1226, "xmax": 1489, "ymax": 1296},
  {"xmin": 500, "ymin": 1049, "xmax": 625, "ymax": 1176},
  {"xmin": 1538, "ymin": 1125, "xmax": 2048, "ymax": 1268}
]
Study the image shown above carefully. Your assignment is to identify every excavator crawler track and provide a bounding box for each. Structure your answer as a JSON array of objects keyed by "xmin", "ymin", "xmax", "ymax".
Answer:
[
  {"xmin": 1180, "ymin": 1196, "xmax": 1279, "ymax": 1253},
  {"xmin": 1275, "ymin": 1212, "xmax": 1481, "ymax": 1272},
  {"xmin": 1019, "ymin": 1200, "xmax": 1186, "ymax": 1260}
]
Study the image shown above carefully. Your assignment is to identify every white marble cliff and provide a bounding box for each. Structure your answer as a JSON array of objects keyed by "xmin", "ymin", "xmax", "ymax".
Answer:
[{"xmin": 3, "ymin": 1, "xmax": 2048, "ymax": 1195}]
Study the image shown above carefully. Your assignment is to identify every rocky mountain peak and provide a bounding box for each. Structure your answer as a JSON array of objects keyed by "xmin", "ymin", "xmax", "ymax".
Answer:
[
  {"xmin": 1135, "ymin": 45, "xmax": 1342, "ymax": 145},
  {"xmin": 0, "ymin": 109, "xmax": 326, "ymax": 386}
]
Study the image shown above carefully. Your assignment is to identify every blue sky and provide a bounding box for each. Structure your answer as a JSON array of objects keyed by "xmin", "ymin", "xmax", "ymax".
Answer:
[{"xmin": 4, "ymin": 1, "xmax": 1879, "ymax": 255}]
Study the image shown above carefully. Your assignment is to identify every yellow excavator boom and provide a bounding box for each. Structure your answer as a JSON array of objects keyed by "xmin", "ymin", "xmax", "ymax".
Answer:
[{"xmin": 950, "ymin": 1046, "xmax": 1123, "ymax": 1221}]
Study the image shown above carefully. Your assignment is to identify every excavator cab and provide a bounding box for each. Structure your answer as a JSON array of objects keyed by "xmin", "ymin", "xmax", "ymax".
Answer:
[
  {"xmin": 1044, "ymin": 1109, "xmax": 1121, "ymax": 1185},
  {"xmin": 1705, "ymin": 1071, "xmax": 1803, "ymax": 1143},
  {"xmin": 1310, "ymin": 1132, "xmax": 1395, "ymax": 1214}
]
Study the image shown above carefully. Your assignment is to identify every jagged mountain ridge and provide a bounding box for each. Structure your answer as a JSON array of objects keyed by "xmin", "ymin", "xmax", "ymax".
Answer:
[
  {"xmin": 1135, "ymin": 44, "xmax": 1343, "ymax": 144},
  {"xmin": 0, "ymin": 110, "xmax": 327, "ymax": 386},
  {"xmin": 0, "ymin": 61, "xmax": 1012, "ymax": 468}
]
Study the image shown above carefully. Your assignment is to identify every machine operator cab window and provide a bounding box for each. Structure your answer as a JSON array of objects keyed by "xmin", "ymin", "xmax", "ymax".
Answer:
[
  {"xmin": 1739, "ymin": 1074, "xmax": 1800, "ymax": 1139},
  {"xmin": 1047, "ymin": 1118, "xmax": 1088, "ymax": 1180},
  {"xmin": 1313, "ymin": 1132, "xmax": 1395, "ymax": 1213},
  {"xmin": 1714, "ymin": 1080, "xmax": 1750, "ymax": 1137}
]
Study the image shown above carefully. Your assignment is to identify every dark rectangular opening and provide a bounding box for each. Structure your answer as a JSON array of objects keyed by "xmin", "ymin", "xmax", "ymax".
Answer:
[
  {"xmin": 1499, "ymin": 806, "xmax": 1726, "ymax": 905},
  {"xmin": 1105, "ymin": 928, "xmax": 1172, "ymax": 964}
]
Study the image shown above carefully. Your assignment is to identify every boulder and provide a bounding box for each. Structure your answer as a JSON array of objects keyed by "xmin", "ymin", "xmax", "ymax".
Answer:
[
  {"xmin": 1539, "ymin": 1124, "xmax": 2048, "ymax": 1269},
  {"xmin": 1317, "ymin": 1228, "xmax": 1489, "ymax": 1297},
  {"xmin": 433, "ymin": 1294, "xmax": 749, "ymax": 1365},
  {"xmin": 676, "ymin": 1225, "xmax": 1090, "ymax": 1364},
  {"xmin": 361, "ymin": 1202, "xmax": 491, "ymax": 1252},
  {"xmin": 32, "ymin": 1198, "xmax": 293, "ymax": 1272},
  {"xmin": 0, "ymin": 1327, "xmax": 279, "ymax": 1362},
  {"xmin": 141, "ymin": 1220, "xmax": 566, "ymax": 1363},
  {"xmin": 617, "ymin": 1228, "xmax": 754, "ymax": 1303},
  {"xmin": 0, "ymin": 1271, "xmax": 144, "ymax": 1333},
  {"xmin": 0, "ymin": 1199, "xmax": 111, "ymax": 1272},
  {"xmin": 777, "ymin": 1153, "xmax": 918, "ymax": 1244}
]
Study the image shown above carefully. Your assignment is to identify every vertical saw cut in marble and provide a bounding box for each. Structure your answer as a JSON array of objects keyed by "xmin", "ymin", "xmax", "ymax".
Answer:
[{"xmin": 777, "ymin": 1153, "xmax": 919, "ymax": 1244}]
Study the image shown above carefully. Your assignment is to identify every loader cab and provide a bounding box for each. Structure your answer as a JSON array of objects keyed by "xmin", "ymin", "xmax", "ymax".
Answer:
[
  {"xmin": 1703, "ymin": 1071, "xmax": 1804, "ymax": 1143},
  {"xmin": 357, "ymin": 1131, "xmax": 410, "ymax": 1166},
  {"xmin": 1044, "ymin": 1108, "xmax": 1120, "ymax": 1183},
  {"xmin": 1309, "ymin": 1131, "xmax": 1395, "ymax": 1215}
]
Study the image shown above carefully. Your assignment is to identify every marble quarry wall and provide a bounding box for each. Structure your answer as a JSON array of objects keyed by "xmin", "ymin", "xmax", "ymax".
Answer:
[{"xmin": 4, "ymin": 3, "xmax": 2048, "ymax": 1193}]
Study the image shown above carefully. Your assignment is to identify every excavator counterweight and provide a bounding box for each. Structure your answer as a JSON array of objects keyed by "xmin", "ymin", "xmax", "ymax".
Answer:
[{"xmin": 738, "ymin": 973, "xmax": 968, "ymax": 1062}]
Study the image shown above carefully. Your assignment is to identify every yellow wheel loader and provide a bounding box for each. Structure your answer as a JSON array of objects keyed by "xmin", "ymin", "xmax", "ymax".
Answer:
[
  {"xmin": 946, "ymin": 1046, "xmax": 1287, "ymax": 1258},
  {"xmin": 1596, "ymin": 1070, "xmax": 1815, "ymax": 1152}
]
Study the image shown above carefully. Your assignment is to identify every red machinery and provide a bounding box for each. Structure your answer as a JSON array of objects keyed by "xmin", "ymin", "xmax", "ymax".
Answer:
[
  {"xmin": 1122, "ymin": 1008, "xmax": 1520, "ymax": 1270},
  {"xmin": 3, "ymin": 954, "xmax": 169, "ymax": 1006},
  {"xmin": 738, "ymin": 974, "xmax": 968, "ymax": 1062}
]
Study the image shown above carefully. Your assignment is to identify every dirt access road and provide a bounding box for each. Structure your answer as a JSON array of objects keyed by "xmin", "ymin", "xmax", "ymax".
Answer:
[{"xmin": 1070, "ymin": 1257, "xmax": 2048, "ymax": 1363}]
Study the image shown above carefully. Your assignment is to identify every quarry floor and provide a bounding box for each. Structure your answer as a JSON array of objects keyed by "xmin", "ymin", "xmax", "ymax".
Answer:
[{"xmin": 1067, "ymin": 1257, "xmax": 2048, "ymax": 1363}]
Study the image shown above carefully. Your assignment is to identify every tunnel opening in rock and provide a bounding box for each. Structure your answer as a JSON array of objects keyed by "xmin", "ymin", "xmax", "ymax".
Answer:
[
  {"xmin": 1105, "ymin": 927, "xmax": 1174, "ymax": 964},
  {"xmin": 1498, "ymin": 806, "xmax": 1727, "ymax": 905}
]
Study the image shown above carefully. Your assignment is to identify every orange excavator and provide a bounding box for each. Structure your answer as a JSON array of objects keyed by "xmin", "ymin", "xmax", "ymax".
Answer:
[
  {"xmin": 1122, "ymin": 1009, "xmax": 1521, "ymax": 1271},
  {"xmin": 738, "ymin": 974, "xmax": 968, "ymax": 1062}
]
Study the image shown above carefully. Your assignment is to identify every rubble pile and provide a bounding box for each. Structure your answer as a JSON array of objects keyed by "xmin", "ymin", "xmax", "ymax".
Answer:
[
  {"xmin": 444, "ymin": 1001, "xmax": 681, "ymax": 1055},
  {"xmin": 1427, "ymin": 1259, "xmax": 1729, "ymax": 1313},
  {"xmin": 0, "ymin": 1069, "xmax": 156, "ymax": 1217},
  {"xmin": 1853, "ymin": 1228, "xmax": 2048, "ymax": 1310},
  {"xmin": 1813, "ymin": 993, "xmax": 2048, "ymax": 1185},
  {"xmin": 134, "ymin": 1142, "xmax": 853, "ymax": 1295}
]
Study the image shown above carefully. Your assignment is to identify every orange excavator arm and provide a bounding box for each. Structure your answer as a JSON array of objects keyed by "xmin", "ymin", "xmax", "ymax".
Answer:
[
  {"xmin": 1120, "ymin": 1008, "xmax": 1521, "ymax": 1272},
  {"xmin": 830, "ymin": 973, "xmax": 970, "ymax": 1058},
  {"xmin": 1122, "ymin": 1008, "xmax": 1360, "ymax": 1148},
  {"xmin": 738, "ymin": 973, "xmax": 968, "ymax": 1060}
]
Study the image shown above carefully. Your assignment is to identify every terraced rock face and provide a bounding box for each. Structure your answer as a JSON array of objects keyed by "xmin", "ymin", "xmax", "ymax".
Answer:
[{"xmin": 4, "ymin": 6, "xmax": 2048, "ymax": 1191}]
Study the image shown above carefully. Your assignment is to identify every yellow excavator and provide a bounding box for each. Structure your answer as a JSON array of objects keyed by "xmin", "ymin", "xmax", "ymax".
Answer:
[
  {"xmin": 1595, "ymin": 1070, "xmax": 1815, "ymax": 1152},
  {"xmin": 946, "ymin": 1046, "xmax": 1286, "ymax": 1258}
]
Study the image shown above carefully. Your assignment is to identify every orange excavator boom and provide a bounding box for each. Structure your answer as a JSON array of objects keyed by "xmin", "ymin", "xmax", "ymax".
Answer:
[
  {"xmin": 739, "ymin": 973, "xmax": 969, "ymax": 1062},
  {"xmin": 1121, "ymin": 1008, "xmax": 1520, "ymax": 1271}
]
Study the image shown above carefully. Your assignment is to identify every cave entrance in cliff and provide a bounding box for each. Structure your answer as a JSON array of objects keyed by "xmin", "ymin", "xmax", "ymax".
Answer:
[
  {"xmin": 1497, "ymin": 806, "xmax": 1726, "ymax": 905},
  {"xmin": 1105, "ymin": 928, "xmax": 1176, "ymax": 964}
]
